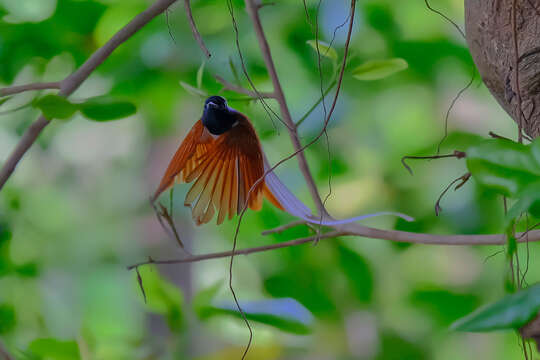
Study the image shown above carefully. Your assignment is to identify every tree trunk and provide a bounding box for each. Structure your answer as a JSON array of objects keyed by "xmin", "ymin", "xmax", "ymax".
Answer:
[{"xmin": 465, "ymin": 0, "xmax": 540, "ymax": 138}]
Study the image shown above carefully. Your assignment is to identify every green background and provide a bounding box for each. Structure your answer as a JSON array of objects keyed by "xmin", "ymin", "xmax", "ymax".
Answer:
[{"xmin": 0, "ymin": 0, "xmax": 535, "ymax": 359}]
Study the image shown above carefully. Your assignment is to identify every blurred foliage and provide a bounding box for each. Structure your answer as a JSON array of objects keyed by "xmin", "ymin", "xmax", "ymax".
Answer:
[{"xmin": 0, "ymin": 0, "xmax": 538, "ymax": 359}]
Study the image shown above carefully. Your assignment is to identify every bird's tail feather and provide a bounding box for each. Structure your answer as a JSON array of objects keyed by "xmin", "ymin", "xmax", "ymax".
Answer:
[{"xmin": 263, "ymin": 157, "xmax": 414, "ymax": 225}]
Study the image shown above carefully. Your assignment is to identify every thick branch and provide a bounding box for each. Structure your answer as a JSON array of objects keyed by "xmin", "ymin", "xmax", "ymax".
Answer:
[
  {"xmin": 0, "ymin": 0, "xmax": 179, "ymax": 191},
  {"xmin": 0, "ymin": 82, "xmax": 61, "ymax": 97},
  {"xmin": 214, "ymin": 75, "xmax": 274, "ymax": 99},
  {"xmin": 243, "ymin": 0, "xmax": 327, "ymax": 216},
  {"xmin": 128, "ymin": 227, "xmax": 540, "ymax": 268}
]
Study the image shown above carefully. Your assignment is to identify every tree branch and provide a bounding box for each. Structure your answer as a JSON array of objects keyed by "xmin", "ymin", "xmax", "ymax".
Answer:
[
  {"xmin": 128, "ymin": 227, "xmax": 540, "ymax": 269},
  {"xmin": 0, "ymin": 0, "xmax": 179, "ymax": 191},
  {"xmin": 243, "ymin": 0, "xmax": 328, "ymax": 216},
  {"xmin": 214, "ymin": 75, "xmax": 274, "ymax": 99},
  {"xmin": 184, "ymin": 0, "xmax": 211, "ymax": 58},
  {"xmin": 0, "ymin": 81, "xmax": 61, "ymax": 97}
]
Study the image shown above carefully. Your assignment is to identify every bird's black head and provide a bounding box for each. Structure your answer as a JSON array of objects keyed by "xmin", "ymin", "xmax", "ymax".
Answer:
[{"xmin": 202, "ymin": 96, "xmax": 236, "ymax": 135}]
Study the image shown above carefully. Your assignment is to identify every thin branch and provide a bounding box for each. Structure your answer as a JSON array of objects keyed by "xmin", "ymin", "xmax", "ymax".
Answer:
[
  {"xmin": 184, "ymin": 0, "xmax": 211, "ymax": 58},
  {"xmin": 127, "ymin": 227, "xmax": 540, "ymax": 269},
  {"xmin": 296, "ymin": 79, "xmax": 336, "ymax": 127},
  {"xmin": 0, "ymin": 81, "xmax": 61, "ymax": 97},
  {"xmin": 434, "ymin": 172, "xmax": 471, "ymax": 216},
  {"xmin": 0, "ymin": 0, "xmax": 179, "ymax": 192},
  {"xmin": 401, "ymin": 150, "xmax": 466, "ymax": 175},
  {"xmin": 244, "ymin": 0, "xmax": 328, "ymax": 217},
  {"xmin": 214, "ymin": 75, "xmax": 274, "ymax": 99},
  {"xmin": 424, "ymin": 0, "xmax": 466, "ymax": 39}
]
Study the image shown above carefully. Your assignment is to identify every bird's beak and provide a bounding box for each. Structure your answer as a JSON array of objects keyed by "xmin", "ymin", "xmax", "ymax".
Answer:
[{"xmin": 207, "ymin": 101, "xmax": 218, "ymax": 109}]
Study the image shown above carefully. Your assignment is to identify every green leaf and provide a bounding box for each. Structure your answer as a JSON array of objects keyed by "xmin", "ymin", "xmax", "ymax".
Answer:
[
  {"xmin": 306, "ymin": 40, "xmax": 338, "ymax": 62},
  {"xmin": 201, "ymin": 298, "xmax": 314, "ymax": 334},
  {"xmin": 410, "ymin": 288, "xmax": 479, "ymax": 325},
  {"xmin": 197, "ymin": 60, "xmax": 206, "ymax": 89},
  {"xmin": 451, "ymin": 283, "xmax": 540, "ymax": 332},
  {"xmin": 79, "ymin": 97, "xmax": 136, "ymax": 122},
  {"xmin": 33, "ymin": 95, "xmax": 78, "ymax": 120},
  {"xmin": 193, "ymin": 281, "xmax": 223, "ymax": 319},
  {"xmin": 0, "ymin": 97, "xmax": 11, "ymax": 107},
  {"xmin": 466, "ymin": 139, "xmax": 540, "ymax": 197},
  {"xmin": 352, "ymin": 58, "xmax": 408, "ymax": 80},
  {"xmin": 136, "ymin": 266, "xmax": 183, "ymax": 331},
  {"xmin": 506, "ymin": 182, "xmax": 540, "ymax": 220},
  {"xmin": 28, "ymin": 338, "xmax": 80, "ymax": 360},
  {"xmin": 0, "ymin": 303, "xmax": 16, "ymax": 334},
  {"xmin": 180, "ymin": 81, "xmax": 208, "ymax": 97},
  {"xmin": 194, "ymin": 283, "xmax": 313, "ymax": 334},
  {"xmin": 0, "ymin": 223, "xmax": 12, "ymax": 277}
]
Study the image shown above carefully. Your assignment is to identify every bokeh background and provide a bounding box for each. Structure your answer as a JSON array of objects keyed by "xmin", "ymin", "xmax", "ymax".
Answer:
[{"xmin": 0, "ymin": 0, "xmax": 535, "ymax": 359}]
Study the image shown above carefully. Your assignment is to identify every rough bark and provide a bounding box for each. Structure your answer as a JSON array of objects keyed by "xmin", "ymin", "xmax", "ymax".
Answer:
[{"xmin": 465, "ymin": 0, "xmax": 540, "ymax": 138}]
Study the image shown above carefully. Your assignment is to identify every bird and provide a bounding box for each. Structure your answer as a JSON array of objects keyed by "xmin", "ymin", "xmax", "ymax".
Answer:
[
  {"xmin": 152, "ymin": 95, "xmax": 414, "ymax": 226},
  {"xmin": 152, "ymin": 95, "xmax": 283, "ymax": 225}
]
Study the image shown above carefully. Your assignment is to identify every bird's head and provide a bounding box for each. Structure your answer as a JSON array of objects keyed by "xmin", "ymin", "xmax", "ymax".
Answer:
[{"xmin": 202, "ymin": 96, "xmax": 236, "ymax": 135}]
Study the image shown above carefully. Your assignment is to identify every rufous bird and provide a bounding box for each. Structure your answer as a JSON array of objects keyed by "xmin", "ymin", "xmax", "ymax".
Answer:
[{"xmin": 152, "ymin": 95, "xmax": 413, "ymax": 226}]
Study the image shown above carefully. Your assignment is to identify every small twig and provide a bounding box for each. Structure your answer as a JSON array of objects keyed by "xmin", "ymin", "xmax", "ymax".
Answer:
[
  {"xmin": 435, "ymin": 172, "xmax": 471, "ymax": 216},
  {"xmin": 517, "ymin": 222, "xmax": 540, "ymax": 239},
  {"xmin": 135, "ymin": 266, "xmax": 147, "ymax": 304},
  {"xmin": 436, "ymin": 65, "xmax": 475, "ymax": 155},
  {"xmin": 156, "ymin": 203, "xmax": 186, "ymax": 250},
  {"xmin": 0, "ymin": 81, "xmax": 61, "ymax": 97},
  {"xmin": 296, "ymin": 80, "xmax": 336, "ymax": 127},
  {"xmin": 488, "ymin": 131, "xmax": 513, "ymax": 141},
  {"xmin": 401, "ymin": 150, "xmax": 466, "ymax": 175},
  {"xmin": 0, "ymin": 340, "xmax": 14, "ymax": 360},
  {"xmin": 184, "ymin": 0, "xmax": 211, "ymax": 58},
  {"xmin": 511, "ymin": 0, "xmax": 523, "ymax": 143},
  {"xmin": 214, "ymin": 75, "xmax": 274, "ymax": 99},
  {"xmin": 424, "ymin": 0, "xmax": 466, "ymax": 39},
  {"xmin": 261, "ymin": 220, "xmax": 308, "ymax": 235}
]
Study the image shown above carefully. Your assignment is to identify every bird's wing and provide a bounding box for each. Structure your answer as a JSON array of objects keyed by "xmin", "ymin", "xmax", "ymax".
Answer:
[
  {"xmin": 152, "ymin": 120, "xmax": 214, "ymax": 201},
  {"xmin": 184, "ymin": 118, "xmax": 282, "ymax": 225}
]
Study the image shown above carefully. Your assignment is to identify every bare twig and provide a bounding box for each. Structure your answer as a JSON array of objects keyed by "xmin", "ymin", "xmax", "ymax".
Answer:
[
  {"xmin": 127, "ymin": 227, "xmax": 540, "ymax": 269},
  {"xmin": 135, "ymin": 266, "xmax": 147, "ymax": 304},
  {"xmin": 434, "ymin": 172, "xmax": 471, "ymax": 216},
  {"xmin": 244, "ymin": 0, "xmax": 328, "ymax": 217},
  {"xmin": 0, "ymin": 0, "xmax": 179, "ymax": 191},
  {"xmin": 424, "ymin": 0, "xmax": 465, "ymax": 39},
  {"xmin": 488, "ymin": 131, "xmax": 513, "ymax": 141},
  {"xmin": 0, "ymin": 81, "xmax": 61, "ymax": 97},
  {"xmin": 436, "ymin": 65, "xmax": 475, "ymax": 155},
  {"xmin": 401, "ymin": 150, "xmax": 466, "ymax": 175},
  {"xmin": 214, "ymin": 75, "xmax": 274, "ymax": 99},
  {"xmin": 184, "ymin": 0, "xmax": 211, "ymax": 58},
  {"xmin": 511, "ymin": 0, "xmax": 523, "ymax": 143},
  {"xmin": 261, "ymin": 220, "xmax": 308, "ymax": 235}
]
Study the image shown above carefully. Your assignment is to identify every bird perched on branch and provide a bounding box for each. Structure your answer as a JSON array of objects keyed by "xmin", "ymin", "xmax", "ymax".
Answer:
[{"xmin": 152, "ymin": 95, "xmax": 413, "ymax": 226}]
